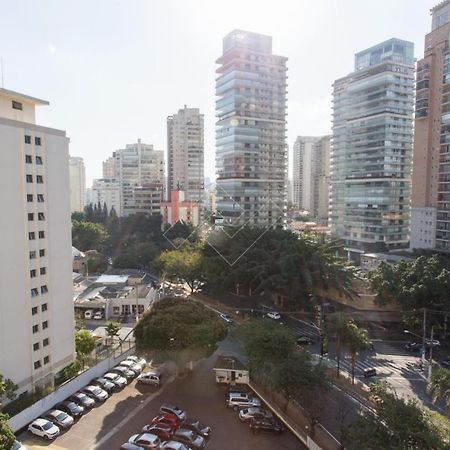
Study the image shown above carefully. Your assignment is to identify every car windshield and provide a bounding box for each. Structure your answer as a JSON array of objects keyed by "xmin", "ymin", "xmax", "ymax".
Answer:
[
  {"xmin": 42, "ymin": 421, "xmax": 53, "ymax": 430},
  {"xmin": 55, "ymin": 412, "xmax": 66, "ymax": 420}
]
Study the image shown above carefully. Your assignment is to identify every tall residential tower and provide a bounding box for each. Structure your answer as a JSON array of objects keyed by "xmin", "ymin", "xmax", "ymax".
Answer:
[
  {"xmin": 330, "ymin": 39, "xmax": 415, "ymax": 261},
  {"xmin": 215, "ymin": 30, "xmax": 288, "ymax": 227},
  {"xmin": 68, "ymin": 156, "xmax": 86, "ymax": 213}
]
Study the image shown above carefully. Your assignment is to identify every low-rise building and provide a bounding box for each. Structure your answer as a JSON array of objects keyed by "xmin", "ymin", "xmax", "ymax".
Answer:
[{"xmin": 161, "ymin": 190, "xmax": 200, "ymax": 227}]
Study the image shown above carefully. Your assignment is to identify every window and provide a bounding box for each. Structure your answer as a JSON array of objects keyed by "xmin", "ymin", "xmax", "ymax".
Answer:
[
  {"xmin": 36, "ymin": 175, "xmax": 43, "ymax": 184},
  {"xmin": 43, "ymin": 338, "xmax": 49, "ymax": 347},
  {"xmin": 12, "ymin": 100, "xmax": 23, "ymax": 110},
  {"xmin": 29, "ymin": 232, "xmax": 36, "ymax": 240},
  {"xmin": 39, "ymin": 249, "xmax": 45, "ymax": 257},
  {"xmin": 32, "ymin": 324, "xmax": 39, "ymax": 333},
  {"xmin": 27, "ymin": 194, "xmax": 33, "ymax": 202},
  {"xmin": 29, "ymin": 251, "xmax": 36, "ymax": 259},
  {"xmin": 38, "ymin": 231, "xmax": 45, "ymax": 239},
  {"xmin": 26, "ymin": 174, "xmax": 33, "ymax": 183},
  {"xmin": 40, "ymin": 285, "xmax": 48, "ymax": 294},
  {"xmin": 33, "ymin": 342, "xmax": 40, "ymax": 351},
  {"xmin": 30, "ymin": 269, "xmax": 36, "ymax": 278},
  {"xmin": 43, "ymin": 356, "xmax": 50, "ymax": 365},
  {"xmin": 25, "ymin": 155, "xmax": 32, "ymax": 163},
  {"xmin": 35, "ymin": 137, "xmax": 41, "ymax": 146},
  {"xmin": 34, "ymin": 360, "xmax": 41, "ymax": 370},
  {"xmin": 37, "ymin": 194, "xmax": 44, "ymax": 202},
  {"xmin": 31, "ymin": 288, "xmax": 39, "ymax": 297},
  {"xmin": 35, "ymin": 156, "xmax": 43, "ymax": 165},
  {"xmin": 38, "ymin": 212, "xmax": 45, "ymax": 221},
  {"xmin": 40, "ymin": 267, "xmax": 46, "ymax": 275},
  {"xmin": 25, "ymin": 135, "xmax": 31, "ymax": 144},
  {"xmin": 32, "ymin": 306, "xmax": 38, "ymax": 315},
  {"xmin": 28, "ymin": 213, "xmax": 34, "ymax": 221},
  {"xmin": 41, "ymin": 303, "xmax": 48, "ymax": 312},
  {"xmin": 42, "ymin": 320, "xmax": 48, "ymax": 330}
]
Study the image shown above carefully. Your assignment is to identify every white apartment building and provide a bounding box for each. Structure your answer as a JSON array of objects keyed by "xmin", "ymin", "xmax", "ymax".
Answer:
[
  {"xmin": 104, "ymin": 140, "xmax": 164, "ymax": 216},
  {"xmin": 69, "ymin": 156, "xmax": 86, "ymax": 213},
  {"xmin": 0, "ymin": 88, "xmax": 75, "ymax": 395},
  {"xmin": 92, "ymin": 178, "xmax": 122, "ymax": 215},
  {"xmin": 167, "ymin": 106, "xmax": 204, "ymax": 202},
  {"xmin": 102, "ymin": 156, "xmax": 115, "ymax": 179}
]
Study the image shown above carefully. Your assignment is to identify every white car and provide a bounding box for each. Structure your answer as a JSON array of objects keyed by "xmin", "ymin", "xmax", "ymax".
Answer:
[
  {"xmin": 239, "ymin": 406, "xmax": 273, "ymax": 421},
  {"xmin": 219, "ymin": 313, "xmax": 233, "ymax": 324},
  {"xmin": 137, "ymin": 370, "xmax": 161, "ymax": 386},
  {"xmin": 28, "ymin": 418, "xmax": 60, "ymax": 440},
  {"xmin": 93, "ymin": 311, "xmax": 104, "ymax": 320},
  {"xmin": 128, "ymin": 433, "xmax": 161, "ymax": 449},
  {"xmin": 266, "ymin": 311, "xmax": 281, "ymax": 320},
  {"xmin": 12, "ymin": 440, "xmax": 27, "ymax": 450},
  {"xmin": 82, "ymin": 385, "xmax": 109, "ymax": 402},
  {"xmin": 104, "ymin": 372, "xmax": 127, "ymax": 388},
  {"xmin": 84, "ymin": 309, "xmax": 94, "ymax": 319},
  {"xmin": 127, "ymin": 355, "xmax": 147, "ymax": 366},
  {"xmin": 160, "ymin": 442, "xmax": 190, "ymax": 450},
  {"xmin": 120, "ymin": 359, "xmax": 143, "ymax": 373}
]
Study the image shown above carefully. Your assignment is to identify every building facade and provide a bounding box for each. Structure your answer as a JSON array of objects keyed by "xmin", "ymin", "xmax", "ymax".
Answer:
[
  {"xmin": 411, "ymin": 0, "xmax": 450, "ymax": 250},
  {"xmin": 161, "ymin": 190, "xmax": 200, "ymax": 227},
  {"xmin": 330, "ymin": 39, "xmax": 415, "ymax": 261},
  {"xmin": 134, "ymin": 183, "xmax": 163, "ymax": 216},
  {"xmin": 215, "ymin": 30, "xmax": 288, "ymax": 227},
  {"xmin": 0, "ymin": 88, "xmax": 75, "ymax": 395},
  {"xmin": 292, "ymin": 135, "xmax": 330, "ymax": 220},
  {"xmin": 68, "ymin": 156, "xmax": 86, "ymax": 213},
  {"xmin": 92, "ymin": 178, "xmax": 122, "ymax": 215},
  {"xmin": 167, "ymin": 106, "xmax": 204, "ymax": 202}
]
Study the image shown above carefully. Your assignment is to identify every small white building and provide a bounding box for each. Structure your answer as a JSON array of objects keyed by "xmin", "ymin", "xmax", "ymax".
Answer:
[{"xmin": 213, "ymin": 356, "xmax": 249, "ymax": 385}]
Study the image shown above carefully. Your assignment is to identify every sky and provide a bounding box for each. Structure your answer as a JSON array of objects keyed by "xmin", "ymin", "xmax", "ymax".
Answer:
[{"xmin": 0, "ymin": 0, "xmax": 438, "ymax": 185}]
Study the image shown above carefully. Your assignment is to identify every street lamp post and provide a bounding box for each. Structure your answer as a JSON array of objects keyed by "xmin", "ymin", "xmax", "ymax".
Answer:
[{"xmin": 404, "ymin": 328, "xmax": 435, "ymax": 380}]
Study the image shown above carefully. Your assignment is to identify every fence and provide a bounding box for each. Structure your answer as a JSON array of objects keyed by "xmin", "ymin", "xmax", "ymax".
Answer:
[{"xmin": 8, "ymin": 346, "xmax": 135, "ymax": 432}]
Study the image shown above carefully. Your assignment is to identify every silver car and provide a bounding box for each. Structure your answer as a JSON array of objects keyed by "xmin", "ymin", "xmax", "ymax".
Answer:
[
  {"xmin": 82, "ymin": 385, "xmax": 109, "ymax": 402},
  {"xmin": 239, "ymin": 406, "xmax": 273, "ymax": 422},
  {"xmin": 104, "ymin": 372, "xmax": 128, "ymax": 388},
  {"xmin": 44, "ymin": 409, "xmax": 74, "ymax": 429}
]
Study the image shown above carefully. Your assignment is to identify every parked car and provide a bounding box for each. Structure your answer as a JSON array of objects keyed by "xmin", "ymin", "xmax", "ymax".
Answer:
[
  {"xmin": 84, "ymin": 309, "xmax": 94, "ymax": 319},
  {"xmin": 92, "ymin": 377, "xmax": 116, "ymax": 393},
  {"xmin": 120, "ymin": 443, "xmax": 145, "ymax": 450},
  {"xmin": 183, "ymin": 419, "xmax": 211, "ymax": 439},
  {"xmin": 405, "ymin": 342, "xmax": 422, "ymax": 351},
  {"xmin": 296, "ymin": 335, "xmax": 313, "ymax": 345},
  {"xmin": 82, "ymin": 385, "xmax": 108, "ymax": 402},
  {"xmin": 137, "ymin": 370, "xmax": 162, "ymax": 387},
  {"xmin": 227, "ymin": 393, "xmax": 261, "ymax": 410},
  {"xmin": 151, "ymin": 414, "xmax": 181, "ymax": 431},
  {"xmin": 127, "ymin": 355, "xmax": 147, "ymax": 366},
  {"xmin": 69, "ymin": 392, "xmax": 95, "ymax": 409},
  {"xmin": 173, "ymin": 429, "xmax": 205, "ymax": 449},
  {"xmin": 55, "ymin": 401, "xmax": 84, "ymax": 418},
  {"xmin": 363, "ymin": 368, "xmax": 377, "ymax": 378},
  {"xmin": 239, "ymin": 407, "xmax": 273, "ymax": 422},
  {"xmin": 219, "ymin": 313, "xmax": 233, "ymax": 324},
  {"xmin": 111, "ymin": 365, "xmax": 136, "ymax": 381},
  {"xmin": 28, "ymin": 418, "xmax": 60, "ymax": 440},
  {"xmin": 11, "ymin": 440, "xmax": 27, "ymax": 450},
  {"xmin": 159, "ymin": 441, "xmax": 190, "ymax": 450},
  {"xmin": 159, "ymin": 404, "xmax": 187, "ymax": 422},
  {"xmin": 93, "ymin": 310, "xmax": 104, "ymax": 320},
  {"xmin": 266, "ymin": 311, "xmax": 281, "ymax": 320},
  {"xmin": 247, "ymin": 417, "xmax": 284, "ymax": 434},
  {"xmin": 425, "ymin": 338, "xmax": 441, "ymax": 348},
  {"xmin": 128, "ymin": 433, "xmax": 161, "ymax": 449},
  {"xmin": 141, "ymin": 423, "xmax": 173, "ymax": 440},
  {"xmin": 119, "ymin": 359, "xmax": 143, "ymax": 374},
  {"xmin": 43, "ymin": 409, "xmax": 74, "ymax": 429},
  {"xmin": 103, "ymin": 372, "xmax": 128, "ymax": 388}
]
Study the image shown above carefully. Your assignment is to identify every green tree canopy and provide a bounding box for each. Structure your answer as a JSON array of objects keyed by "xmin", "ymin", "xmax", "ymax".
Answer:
[
  {"xmin": 75, "ymin": 330, "xmax": 96, "ymax": 368},
  {"xmin": 105, "ymin": 321, "xmax": 121, "ymax": 344},
  {"xmin": 72, "ymin": 220, "xmax": 108, "ymax": 252},
  {"xmin": 429, "ymin": 368, "xmax": 450, "ymax": 419},
  {"xmin": 0, "ymin": 375, "xmax": 17, "ymax": 450}
]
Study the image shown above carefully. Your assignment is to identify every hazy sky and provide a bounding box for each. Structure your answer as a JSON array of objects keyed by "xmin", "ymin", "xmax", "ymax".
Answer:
[{"xmin": 0, "ymin": 0, "xmax": 437, "ymax": 184}]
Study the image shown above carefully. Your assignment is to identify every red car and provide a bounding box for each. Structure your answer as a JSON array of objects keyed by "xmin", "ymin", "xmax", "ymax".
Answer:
[
  {"xmin": 142, "ymin": 423, "xmax": 173, "ymax": 440},
  {"xmin": 151, "ymin": 414, "xmax": 180, "ymax": 431}
]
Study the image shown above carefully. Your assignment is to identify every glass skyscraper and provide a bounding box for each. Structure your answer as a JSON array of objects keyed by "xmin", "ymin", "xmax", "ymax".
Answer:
[
  {"xmin": 330, "ymin": 38, "xmax": 415, "ymax": 261},
  {"xmin": 215, "ymin": 30, "xmax": 288, "ymax": 227}
]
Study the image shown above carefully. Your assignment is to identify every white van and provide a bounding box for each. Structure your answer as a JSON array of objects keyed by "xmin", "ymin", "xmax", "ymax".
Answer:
[
  {"xmin": 84, "ymin": 309, "xmax": 94, "ymax": 319},
  {"xmin": 227, "ymin": 393, "xmax": 261, "ymax": 410}
]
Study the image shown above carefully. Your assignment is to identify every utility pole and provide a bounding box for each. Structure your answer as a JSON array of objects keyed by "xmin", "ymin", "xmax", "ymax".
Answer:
[
  {"xmin": 135, "ymin": 282, "xmax": 140, "ymax": 323},
  {"xmin": 428, "ymin": 326, "xmax": 434, "ymax": 380},
  {"xmin": 421, "ymin": 308, "xmax": 427, "ymax": 365}
]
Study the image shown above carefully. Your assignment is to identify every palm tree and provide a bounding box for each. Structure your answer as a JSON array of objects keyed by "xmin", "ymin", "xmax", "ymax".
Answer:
[
  {"xmin": 343, "ymin": 322, "xmax": 369, "ymax": 384},
  {"xmin": 327, "ymin": 312, "xmax": 351, "ymax": 378},
  {"xmin": 428, "ymin": 368, "xmax": 450, "ymax": 418}
]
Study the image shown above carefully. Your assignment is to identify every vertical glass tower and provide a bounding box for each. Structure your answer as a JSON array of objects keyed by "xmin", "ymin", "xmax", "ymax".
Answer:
[
  {"xmin": 215, "ymin": 30, "xmax": 288, "ymax": 227},
  {"xmin": 330, "ymin": 38, "xmax": 415, "ymax": 261}
]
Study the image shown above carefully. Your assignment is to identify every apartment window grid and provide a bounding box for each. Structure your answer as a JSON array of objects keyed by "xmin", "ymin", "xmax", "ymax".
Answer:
[
  {"xmin": 43, "ymin": 338, "xmax": 49, "ymax": 347},
  {"xmin": 34, "ymin": 361, "xmax": 41, "ymax": 370},
  {"xmin": 43, "ymin": 356, "xmax": 50, "ymax": 365}
]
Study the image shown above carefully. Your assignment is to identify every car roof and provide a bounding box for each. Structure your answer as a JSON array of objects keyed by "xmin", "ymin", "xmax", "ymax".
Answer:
[{"xmin": 32, "ymin": 418, "xmax": 51, "ymax": 426}]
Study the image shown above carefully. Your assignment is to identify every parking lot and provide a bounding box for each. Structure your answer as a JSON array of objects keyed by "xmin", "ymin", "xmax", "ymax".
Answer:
[{"xmin": 18, "ymin": 347, "xmax": 302, "ymax": 450}]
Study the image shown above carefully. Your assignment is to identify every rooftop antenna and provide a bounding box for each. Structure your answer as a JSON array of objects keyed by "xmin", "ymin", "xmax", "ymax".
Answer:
[{"xmin": 1, "ymin": 57, "xmax": 4, "ymax": 88}]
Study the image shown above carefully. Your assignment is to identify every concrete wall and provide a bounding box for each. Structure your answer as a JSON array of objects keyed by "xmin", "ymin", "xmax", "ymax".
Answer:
[{"xmin": 8, "ymin": 347, "xmax": 134, "ymax": 432}]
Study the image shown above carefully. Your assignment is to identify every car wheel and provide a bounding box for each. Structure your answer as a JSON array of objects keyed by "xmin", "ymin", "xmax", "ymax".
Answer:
[{"xmin": 45, "ymin": 434, "xmax": 51, "ymax": 440}]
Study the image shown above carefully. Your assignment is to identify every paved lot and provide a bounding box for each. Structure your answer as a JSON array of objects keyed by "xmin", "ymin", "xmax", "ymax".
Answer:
[{"xmin": 19, "ymin": 344, "xmax": 302, "ymax": 450}]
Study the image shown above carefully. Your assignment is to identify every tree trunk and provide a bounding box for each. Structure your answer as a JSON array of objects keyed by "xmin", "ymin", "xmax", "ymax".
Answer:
[
  {"xmin": 336, "ymin": 338, "xmax": 341, "ymax": 378},
  {"xmin": 351, "ymin": 353, "xmax": 355, "ymax": 385},
  {"xmin": 447, "ymin": 401, "xmax": 450, "ymax": 419}
]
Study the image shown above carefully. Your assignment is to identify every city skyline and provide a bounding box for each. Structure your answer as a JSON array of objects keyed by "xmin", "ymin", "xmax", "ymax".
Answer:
[{"xmin": 0, "ymin": 0, "xmax": 437, "ymax": 184}]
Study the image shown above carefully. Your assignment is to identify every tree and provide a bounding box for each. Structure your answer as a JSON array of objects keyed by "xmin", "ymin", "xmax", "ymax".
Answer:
[
  {"xmin": 0, "ymin": 375, "xmax": 17, "ymax": 404},
  {"xmin": 343, "ymin": 321, "xmax": 369, "ymax": 385},
  {"xmin": 134, "ymin": 298, "xmax": 227, "ymax": 373},
  {"xmin": 72, "ymin": 221, "xmax": 109, "ymax": 252},
  {"xmin": 429, "ymin": 368, "xmax": 450, "ymax": 418},
  {"xmin": 105, "ymin": 321, "xmax": 121, "ymax": 346},
  {"xmin": 346, "ymin": 382, "xmax": 447, "ymax": 450},
  {"xmin": 0, "ymin": 374, "xmax": 17, "ymax": 450},
  {"xmin": 75, "ymin": 330, "xmax": 96, "ymax": 368},
  {"xmin": 326, "ymin": 312, "xmax": 350, "ymax": 379}
]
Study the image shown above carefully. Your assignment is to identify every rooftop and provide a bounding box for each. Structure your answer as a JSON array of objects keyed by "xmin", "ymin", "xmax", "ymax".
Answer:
[
  {"xmin": 0, "ymin": 87, "xmax": 49, "ymax": 106},
  {"xmin": 96, "ymin": 274, "xmax": 129, "ymax": 284},
  {"xmin": 213, "ymin": 355, "xmax": 247, "ymax": 372}
]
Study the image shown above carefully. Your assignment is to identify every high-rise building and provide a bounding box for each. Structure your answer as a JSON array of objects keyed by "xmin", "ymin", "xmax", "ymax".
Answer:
[
  {"xmin": 92, "ymin": 178, "xmax": 122, "ymax": 214},
  {"xmin": 292, "ymin": 135, "xmax": 330, "ymax": 219},
  {"xmin": 411, "ymin": 0, "xmax": 450, "ymax": 250},
  {"xmin": 134, "ymin": 183, "xmax": 163, "ymax": 216},
  {"xmin": 104, "ymin": 139, "xmax": 164, "ymax": 216},
  {"xmin": 0, "ymin": 88, "xmax": 75, "ymax": 394},
  {"xmin": 330, "ymin": 39, "xmax": 415, "ymax": 261},
  {"xmin": 68, "ymin": 156, "xmax": 86, "ymax": 213},
  {"xmin": 215, "ymin": 30, "xmax": 288, "ymax": 227},
  {"xmin": 167, "ymin": 106, "xmax": 204, "ymax": 202},
  {"xmin": 102, "ymin": 156, "xmax": 115, "ymax": 179}
]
